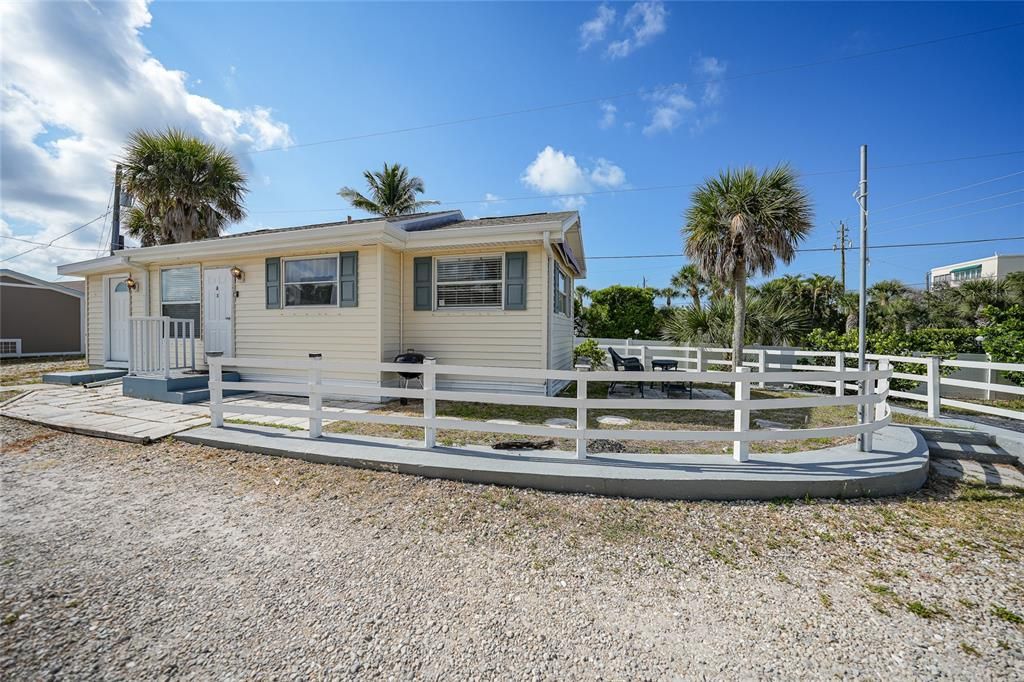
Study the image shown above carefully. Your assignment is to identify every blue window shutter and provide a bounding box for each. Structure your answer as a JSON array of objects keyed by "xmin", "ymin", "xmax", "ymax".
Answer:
[
  {"xmin": 413, "ymin": 256, "xmax": 432, "ymax": 311},
  {"xmin": 265, "ymin": 257, "xmax": 281, "ymax": 309},
  {"xmin": 339, "ymin": 251, "xmax": 358, "ymax": 307},
  {"xmin": 505, "ymin": 252, "xmax": 527, "ymax": 310}
]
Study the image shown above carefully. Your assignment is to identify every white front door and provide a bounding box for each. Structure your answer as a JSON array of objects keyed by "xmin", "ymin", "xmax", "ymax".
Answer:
[
  {"xmin": 203, "ymin": 268, "xmax": 233, "ymax": 356},
  {"xmin": 108, "ymin": 278, "xmax": 130, "ymax": 362}
]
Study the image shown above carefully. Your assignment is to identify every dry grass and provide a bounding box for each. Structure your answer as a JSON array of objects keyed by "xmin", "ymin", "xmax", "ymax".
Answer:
[{"xmin": 0, "ymin": 356, "xmax": 87, "ymax": 386}]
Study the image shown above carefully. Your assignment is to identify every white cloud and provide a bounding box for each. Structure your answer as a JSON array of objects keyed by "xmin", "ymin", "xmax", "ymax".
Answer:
[
  {"xmin": 598, "ymin": 102, "xmax": 617, "ymax": 129},
  {"xmin": 695, "ymin": 55, "xmax": 727, "ymax": 106},
  {"xmin": 483, "ymin": 192, "xmax": 503, "ymax": 203},
  {"xmin": 0, "ymin": 0, "xmax": 293, "ymax": 279},
  {"xmin": 579, "ymin": 4, "xmax": 616, "ymax": 50},
  {"xmin": 521, "ymin": 147, "xmax": 590, "ymax": 195},
  {"xmin": 642, "ymin": 85, "xmax": 696, "ymax": 136},
  {"xmin": 606, "ymin": 2, "xmax": 667, "ymax": 59},
  {"xmin": 589, "ymin": 158, "xmax": 626, "ymax": 188},
  {"xmin": 521, "ymin": 146, "xmax": 627, "ymax": 211}
]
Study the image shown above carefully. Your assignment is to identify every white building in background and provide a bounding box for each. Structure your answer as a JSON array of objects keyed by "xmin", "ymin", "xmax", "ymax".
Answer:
[{"xmin": 926, "ymin": 253, "xmax": 1024, "ymax": 290}]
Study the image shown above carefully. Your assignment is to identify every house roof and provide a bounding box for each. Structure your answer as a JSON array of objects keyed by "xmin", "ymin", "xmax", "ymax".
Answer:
[
  {"xmin": 57, "ymin": 209, "xmax": 586, "ymax": 277},
  {"xmin": 0, "ymin": 269, "xmax": 85, "ymax": 298}
]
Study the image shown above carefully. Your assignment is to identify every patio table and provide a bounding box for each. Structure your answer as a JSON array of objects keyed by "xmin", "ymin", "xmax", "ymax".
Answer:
[{"xmin": 651, "ymin": 359, "xmax": 693, "ymax": 397}]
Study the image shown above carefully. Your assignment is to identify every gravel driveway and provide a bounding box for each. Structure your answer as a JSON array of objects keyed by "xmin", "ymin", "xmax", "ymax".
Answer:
[{"xmin": 2, "ymin": 417, "xmax": 1022, "ymax": 679}]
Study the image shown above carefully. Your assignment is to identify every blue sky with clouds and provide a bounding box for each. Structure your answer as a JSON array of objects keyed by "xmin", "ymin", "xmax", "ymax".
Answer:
[{"xmin": 2, "ymin": 1, "xmax": 1022, "ymax": 289}]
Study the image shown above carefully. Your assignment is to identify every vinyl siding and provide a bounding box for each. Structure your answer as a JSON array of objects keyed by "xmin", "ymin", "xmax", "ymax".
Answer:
[
  {"xmin": 379, "ymin": 247, "xmax": 402, "ymax": 362},
  {"xmin": 400, "ymin": 245, "xmax": 547, "ymax": 392},
  {"xmin": 548, "ymin": 252, "xmax": 575, "ymax": 394},
  {"xmin": 84, "ymin": 272, "xmax": 144, "ymax": 366}
]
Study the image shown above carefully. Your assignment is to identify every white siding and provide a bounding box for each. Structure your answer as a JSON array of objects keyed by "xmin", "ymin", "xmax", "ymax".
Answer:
[
  {"xmin": 547, "ymin": 251, "xmax": 575, "ymax": 395},
  {"xmin": 84, "ymin": 272, "xmax": 145, "ymax": 366},
  {"xmin": 380, "ymin": 247, "xmax": 402, "ymax": 362}
]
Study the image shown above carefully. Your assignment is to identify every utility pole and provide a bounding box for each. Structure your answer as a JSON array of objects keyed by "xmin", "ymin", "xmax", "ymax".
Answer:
[
  {"xmin": 833, "ymin": 220, "xmax": 851, "ymax": 290},
  {"xmin": 856, "ymin": 145, "xmax": 869, "ymax": 451},
  {"xmin": 110, "ymin": 164, "xmax": 122, "ymax": 255}
]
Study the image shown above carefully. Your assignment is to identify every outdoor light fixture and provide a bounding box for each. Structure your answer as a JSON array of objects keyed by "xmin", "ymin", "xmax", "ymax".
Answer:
[
  {"xmin": 124, "ymin": 276, "xmax": 138, "ymax": 291},
  {"xmin": 230, "ymin": 266, "xmax": 244, "ymax": 281}
]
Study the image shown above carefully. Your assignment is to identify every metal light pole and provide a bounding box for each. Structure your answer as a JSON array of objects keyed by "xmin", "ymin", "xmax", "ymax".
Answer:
[{"xmin": 856, "ymin": 145, "xmax": 869, "ymax": 451}]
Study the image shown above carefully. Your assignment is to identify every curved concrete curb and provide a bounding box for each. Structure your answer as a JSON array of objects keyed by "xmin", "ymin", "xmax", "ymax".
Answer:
[{"xmin": 177, "ymin": 424, "xmax": 930, "ymax": 501}]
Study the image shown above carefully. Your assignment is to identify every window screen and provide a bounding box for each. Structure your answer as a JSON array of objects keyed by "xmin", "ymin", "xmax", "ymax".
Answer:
[
  {"xmin": 161, "ymin": 266, "xmax": 201, "ymax": 337},
  {"xmin": 284, "ymin": 256, "xmax": 338, "ymax": 306},
  {"xmin": 553, "ymin": 266, "xmax": 570, "ymax": 315},
  {"xmin": 436, "ymin": 255, "xmax": 503, "ymax": 308}
]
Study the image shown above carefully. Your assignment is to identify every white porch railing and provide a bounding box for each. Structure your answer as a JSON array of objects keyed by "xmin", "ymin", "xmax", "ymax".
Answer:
[
  {"xmin": 579, "ymin": 339, "xmax": 1024, "ymax": 422},
  {"xmin": 206, "ymin": 355, "xmax": 893, "ymax": 460},
  {"xmin": 129, "ymin": 316, "xmax": 196, "ymax": 378}
]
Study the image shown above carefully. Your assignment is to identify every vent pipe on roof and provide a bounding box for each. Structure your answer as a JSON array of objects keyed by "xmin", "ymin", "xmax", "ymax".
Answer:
[{"xmin": 347, "ymin": 216, "xmax": 353, "ymax": 224}]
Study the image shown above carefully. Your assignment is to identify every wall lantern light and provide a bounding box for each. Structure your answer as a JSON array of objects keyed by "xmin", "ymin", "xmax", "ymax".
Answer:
[
  {"xmin": 230, "ymin": 266, "xmax": 244, "ymax": 282},
  {"xmin": 124, "ymin": 276, "xmax": 138, "ymax": 291}
]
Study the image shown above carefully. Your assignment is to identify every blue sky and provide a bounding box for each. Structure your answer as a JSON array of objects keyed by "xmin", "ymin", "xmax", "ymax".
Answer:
[{"xmin": 2, "ymin": 1, "xmax": 1022, "ymax": 290}]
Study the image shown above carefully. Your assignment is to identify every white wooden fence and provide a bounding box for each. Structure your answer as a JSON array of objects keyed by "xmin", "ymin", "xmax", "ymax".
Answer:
[
  {"xmin": 580, "ymin": 339, "xmax": 1024, "ymax": 422},
  {"xmin": 207, "ymin": 355, "xmax": 893, "ymax": 461},
  {"xmin": 128, "ymin": 316, "xmax": 196, "ymax": 378}
]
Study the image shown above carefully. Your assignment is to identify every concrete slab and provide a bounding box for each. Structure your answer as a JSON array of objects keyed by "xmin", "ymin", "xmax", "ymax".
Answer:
[
  {"xmin": 177, "ymin": 424, "xmax": 930, "ymax": 501},
  {"xmin": 42, "ymin": 369, "xmax": 127, "ymax": 385}
]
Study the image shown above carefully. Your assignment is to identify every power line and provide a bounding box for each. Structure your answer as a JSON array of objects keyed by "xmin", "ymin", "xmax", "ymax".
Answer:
[
  {"xmin": 873, "ymin": 169, "xmax": 1024, "ymax": 212},
  {"xmin": 872, "ymin": 188, "xmax": 1024, "ymax": 225},
  {"xmin": 245, "ymin": 149, "xmax": 1024, "ymax": 217},
  {"xmin": 249, "ymin": 21, "xmax": 1024, "ymax": 154},
  {"xmin": 0, "ymin": 235, "xmax": 113, "ymax": 252},
  {"xmin": 587, "ymin": 234, "xmax": 1024, "ymax": 260},
  {"xmin": 875, "ymin": 200, "xmax": 1024, "ymax": 234},
  {"xmin": 0, "ymin": 212, "xmax": 111, "ymax": 263}
]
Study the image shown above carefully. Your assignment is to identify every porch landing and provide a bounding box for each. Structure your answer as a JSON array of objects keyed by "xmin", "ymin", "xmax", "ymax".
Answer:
[
  {"xmin": 177, "ymin": 424, "xmax": 930, "ymax": 500},
  {"xmin": 41, "ymin": 368, "xmax": 127, "ymax": 385}
]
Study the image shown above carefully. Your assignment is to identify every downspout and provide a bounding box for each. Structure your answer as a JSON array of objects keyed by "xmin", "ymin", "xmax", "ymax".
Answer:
[
  {"xmin": 542, "ymin": 231, "xmax": 554, "ymax": 394},
  {"xmin": 399, "ymin": 251, "xmax": 404, "ymax": 351}
]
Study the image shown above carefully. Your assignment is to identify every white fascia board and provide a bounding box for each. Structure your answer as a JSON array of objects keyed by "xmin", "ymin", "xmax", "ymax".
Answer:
[
  {"xmin": 56, "ymin": 255, "xmax": 129, "ymax": 277},
  {"xmin": 399, "ymin": 221, "xmax": 566, "ymax": 249},
  {"xmin": 0, "ymin": 268, "xmax": 85, "ymax": 298}
]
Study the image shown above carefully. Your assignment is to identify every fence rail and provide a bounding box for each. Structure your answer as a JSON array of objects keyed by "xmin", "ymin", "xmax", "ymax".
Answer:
[
  {"xmin": 129, "ymin": 317, "xmax": 196, "ymax": 378},
  {"xmin": 207, "ymin": 355, "xmax": 893, "ymax": 461},
  {"xmin": 577, "ymin": 338, "xmax": 1024, "ymax": 422}
]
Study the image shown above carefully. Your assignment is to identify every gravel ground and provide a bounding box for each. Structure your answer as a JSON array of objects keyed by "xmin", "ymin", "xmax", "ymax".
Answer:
[{"xmin": 2, "ymin": 416, "xmax": 1022, "ymax": 680}]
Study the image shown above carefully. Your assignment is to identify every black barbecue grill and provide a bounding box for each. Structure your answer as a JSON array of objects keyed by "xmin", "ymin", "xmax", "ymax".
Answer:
[{"xmin": 394, "ymin": 351, "xmax": 426, "ymax": 405}]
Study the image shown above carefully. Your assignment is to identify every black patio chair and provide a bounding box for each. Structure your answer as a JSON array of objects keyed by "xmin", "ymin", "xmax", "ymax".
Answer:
[{"xmin": 607, "ymin": 346, "xmax": 644, "ymax": 397}]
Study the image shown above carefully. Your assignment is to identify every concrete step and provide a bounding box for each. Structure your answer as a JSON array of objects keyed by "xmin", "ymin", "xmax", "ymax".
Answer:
[
  {"xmin": 931, "ymin": 458, "xmax": 1024, "ymax": 488},
  {"xmin": 926, "ymin": 440, "xmax": 1018, "ymax": 465},
  {"xmin": 42, "ymin": 369, "xmax": 127, "ymax": 385},
  {"xmin": 169, "ymin": 387, "xmax": 250, "ymax": 405},
  {"xmin": 123, "ymin": 372, "xmax": 242, "ymax": 403},
  {"xmin": 914, "ymin": 427, "xmax": 996, "ymax": 446}
]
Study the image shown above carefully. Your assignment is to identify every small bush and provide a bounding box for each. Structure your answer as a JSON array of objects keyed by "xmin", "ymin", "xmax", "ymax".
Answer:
[{"xmin": 573, "ymin": 339, "xmax": 608, "ymax": 369}]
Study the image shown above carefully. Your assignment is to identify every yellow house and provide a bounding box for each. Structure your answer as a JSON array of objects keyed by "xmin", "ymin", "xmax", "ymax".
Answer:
[{"xmin": 57, "ymin": 210, "xmax": 586, "ymax": 399}]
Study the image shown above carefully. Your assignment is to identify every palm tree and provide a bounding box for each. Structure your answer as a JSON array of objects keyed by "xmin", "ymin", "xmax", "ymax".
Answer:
[
  {"xmin": 670, "ymin": 264, "xmax": 706, "ymax": 312},
  {"xmin": 659, "ymin": 286, "xmax": 681, "ymax": 307},
  {"xmin": 838, "ymin": 292, "xmax": 860, "ymax": 334},
  {"xmin": 338, "ymin": 162, "xmax": 439, "ymax": 217},
  {"xmin": 683, "ymin": 165, "xmax": 814, "ymax": 368},
  {"xmin": 661, "ymin": 294, "xmax": 810, "ymax": 347},
  {"xmin": 120, "ymin": 128, "xmax": 247, "ymax": 246},
  {"xmin": 574, "ymin": 285, "xmax": 591, "ymax": 307}
]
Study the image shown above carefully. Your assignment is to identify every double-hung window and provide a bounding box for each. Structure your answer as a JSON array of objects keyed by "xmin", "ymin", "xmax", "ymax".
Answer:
[
  {"xmin": 553, "ymin": 265, "xmax": 570, "ymax": 316},
  {"xmin": 436, "ymin": 255, "xmax": 503, "ymax": 309},
  {"xmin": 160, "ymin": 266, "xmax": 201, "ymax": 337},
  {"xmin": 952, "ymin": 265, "xmax": 982, "ymax": 282},
  {"xmin": 284, "ymin": 256, "xmax": 338, "ymax": 306}
]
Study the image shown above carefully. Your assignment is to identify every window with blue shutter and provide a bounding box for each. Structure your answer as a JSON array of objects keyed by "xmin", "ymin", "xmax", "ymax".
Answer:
[
  {"xmin": 265, "ymin": 258, "xmax": 281, "ymax": 309},
  {"xmin": 413, "ymin": 256, "xmax": 432, "ymax": 311},
  {"xmin": 504, "ymin": 252, "xmax": 527, "ymax": 310}
]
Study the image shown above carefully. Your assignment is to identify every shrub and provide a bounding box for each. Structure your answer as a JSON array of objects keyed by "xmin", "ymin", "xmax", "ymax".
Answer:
[
  {"xmin": 583, "ymin": 285, "xmax": 659, "ymax": 339},
  {"xmin": 572, "ymin": 339, "xmax": 608, "ymax": 369},
  {"xmin": 980, "ymin": 305, "xmax": 1024, "ymax": 386}
]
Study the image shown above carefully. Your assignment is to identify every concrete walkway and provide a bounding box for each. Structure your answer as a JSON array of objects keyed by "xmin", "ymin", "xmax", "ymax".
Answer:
[
  {"xmin": 0, "ymin": 385, "xmax": 384, "ymax": 444},
  {"xmin": 177, "ymin": 424, "xmax": 930, "ymax": 500}
]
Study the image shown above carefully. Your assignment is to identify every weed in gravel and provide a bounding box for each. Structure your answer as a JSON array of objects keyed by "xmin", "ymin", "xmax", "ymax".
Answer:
[
  {"xmin": 2, "ymin": 612, "xmax": 19, "ymax": 625},
  {"xmin": 819, "ymin": 593, "xmax": 833, "ymax": 610},
  {"xmin": 992, "ymin": 605, "xmax": 1023, "ymax": 625},
  {"xmin": 866, "ymin": 583, "xmax": 894, "ymax": 597},
  {"xmin": 226, "ymin": 419, "xmax": 304, "ymax": 432},
  {"xmin": 959, "ymin": 642, "xmax": 981, "ymax": 657},
  {"xmin": 958, "ymin": 598, "xmax": 978, "ymax": 609},
  {"xmin": 906, "ymin": 601, "xmax": 947, "ymax": 619}
]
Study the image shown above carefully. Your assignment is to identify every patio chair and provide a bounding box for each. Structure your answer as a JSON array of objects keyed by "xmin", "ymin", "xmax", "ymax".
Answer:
[{"xmin": 607, "ymin": 346, "xmax": 644, "ymax": 397}]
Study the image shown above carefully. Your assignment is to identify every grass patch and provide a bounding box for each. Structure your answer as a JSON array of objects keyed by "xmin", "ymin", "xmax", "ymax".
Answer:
[
  {"xmin": 959, "ymin": 642, "xmax": 981, "ymax": 657},
  {"xmin": 905, "ymin": 600, "xmax": 947, "ymax": 619},
  {"xmin": 819, "ymin": 592, "xmax": 833, "ymax": 609},
  {"xmin": 226, "ymin": 418, "xmax": 304, "ymax": 432},
  {"xmin": 992, "ymin": 605, "xmax": 1023, "ymax": 625},
  {"xmin": 0, "ymin": 356, "xmax": 86, "ymax": 385}
]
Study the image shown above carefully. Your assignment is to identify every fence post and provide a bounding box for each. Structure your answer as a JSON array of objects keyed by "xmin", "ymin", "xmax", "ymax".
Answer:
[
  {"xmin": 575, "ymin": 362, "xmax": 590, "ymax": 459},
  {"xmin": 756, "ymin": 349, "xmax": 766, "ymax": 388},
  {"xmin": 208, "ymin": 352, "xmax": 224, "ymax": 428},
  {"xmin": 862, "ymin": 361, "xmax": 877, "ymax": 452},
  {"xmin": 696, "ymin": 347, "xmax": 705, "ymax": 373},
  {"xmin": 423, "ymin": 358, "xmax": 437, "ymax": 448},
  {"xmin": 640, "ymin": 345, "xmax": 648, "ymax": 371},
  {"xmin": 161, "ymin": 318, "xmax": 171, "ymax": 379},
  {"xmin": 926, "ymin": 355, "xmax": 941, "ymax": 419},
  {"xmin": 733, "ymin": 366, "xmax": 751, "ymax": 462},
  {"xmin": 190, "ymin": 320, "xmax": 196, "ymax": 371},
  {"xmin": 876, "ymin": 358, "xmax": 891, "ymax": 421},
  {"xmin": 835, "ymin": 351, "xmax": 846, "ymax": 396},
  {"xmin": 308, "ymin": 353, "xmax": 322, "ymax": 438}
]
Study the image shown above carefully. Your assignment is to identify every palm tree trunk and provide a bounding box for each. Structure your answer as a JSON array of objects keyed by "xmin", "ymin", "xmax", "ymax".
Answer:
[
  {"xmin": 690, "ymin": 286, "xmax": 702, "ymax": 312},
  {"xmin": 732, "ymin": 261, "xmax": 746, "ymax": 370}
]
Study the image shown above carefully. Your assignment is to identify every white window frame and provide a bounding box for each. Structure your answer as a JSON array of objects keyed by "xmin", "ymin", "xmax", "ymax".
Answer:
[
  {"xmin": 282, "ymin": 254, "xmax": 340, "ymax": 308},
  {"xmin": 433, "ymin": 253, "xmax": 505, "ymax": 311},
  {"xmin": 952, "ymin": 265, "xmax": 982, "ymax": 282},
  {"xmin": 553, "ymin": 264, "xmax": 570, "ymax": 317},
  {"xmin": 160, "ymin": 265, "xmax": 202, "ymax": 338}
]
